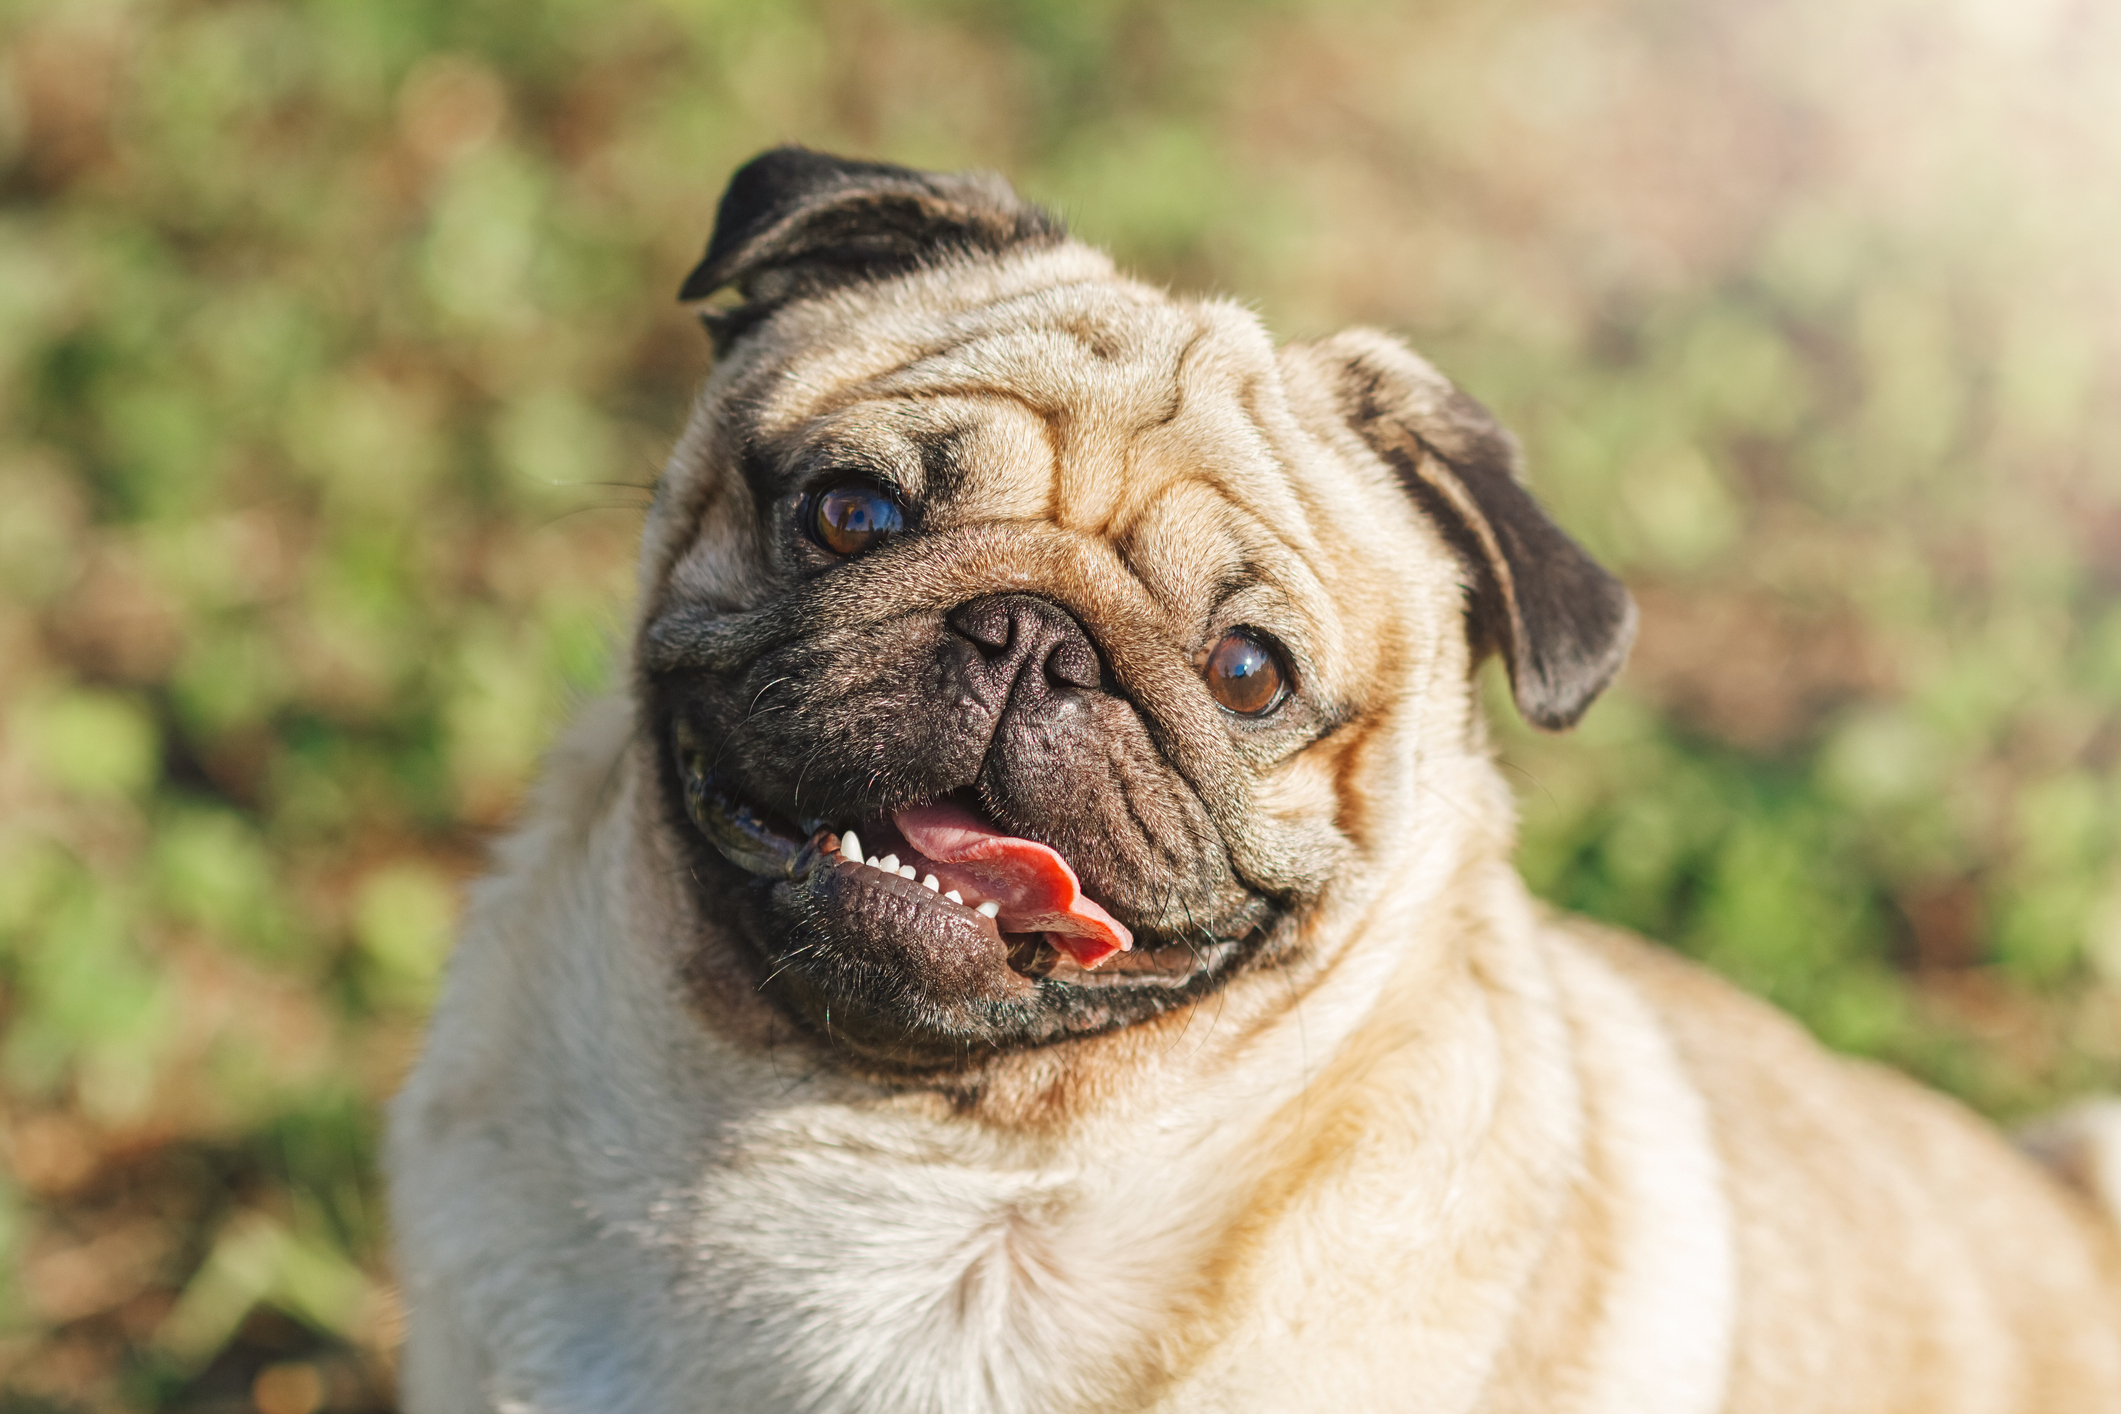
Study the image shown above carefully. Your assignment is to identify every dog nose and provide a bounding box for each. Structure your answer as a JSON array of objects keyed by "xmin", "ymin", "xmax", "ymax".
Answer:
[{"xmin": 947, "ymin": 594, "xmax": 1104, "ymax": 699}]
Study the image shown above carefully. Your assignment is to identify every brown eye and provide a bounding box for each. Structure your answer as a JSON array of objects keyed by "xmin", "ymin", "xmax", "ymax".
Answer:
[
  {"xmin": 810, "ymin": 483, "xmax": 904, "ymax": 556},
  {"xmin": 1204, "ymin": 629, "xmax": 1287, "ymax": 715}
]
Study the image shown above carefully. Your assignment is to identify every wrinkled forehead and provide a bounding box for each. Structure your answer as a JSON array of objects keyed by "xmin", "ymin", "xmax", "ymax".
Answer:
[{"xmin": 735, "ymin": 278, "xmax": 1346, "ymax": 630}]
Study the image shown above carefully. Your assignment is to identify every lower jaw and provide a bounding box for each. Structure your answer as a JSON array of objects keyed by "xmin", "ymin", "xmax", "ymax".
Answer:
[
  {"xmin": 677, "ymin": 762, "xmax": 1192, "ymax": 986},
  {"xmin": 675, "ymin": 761, "xmax": 1067, "ymax": 969},
  {"xmin": 720, "ymin": 870, "xmax": 1283, "ymax": 1070},
  {"xmin": 666, "ymin": 762, "xmax": 1281, "ymax": 1061}
]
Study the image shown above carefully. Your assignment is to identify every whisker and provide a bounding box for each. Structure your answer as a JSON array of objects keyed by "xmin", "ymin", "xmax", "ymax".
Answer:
[
  {"xmin": 792, "ymin": 744, "xmax": 831, "ymax": 815},
  {"xmin": 756, "ymin": 944, "xmax": 821, "ymax": 992},
  {"xmin": 1492, "ymin": 754, "xmax": 1559, "ymax": 811},
  {"xmin": 536, "ymin": 501, "xmax": 652, "ymax": 531}
]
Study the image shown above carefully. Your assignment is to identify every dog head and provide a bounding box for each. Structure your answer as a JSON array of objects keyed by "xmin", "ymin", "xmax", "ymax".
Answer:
[{"xmin": 635, "ymin": 148, "xmax": 1634, "ymax": 1072}]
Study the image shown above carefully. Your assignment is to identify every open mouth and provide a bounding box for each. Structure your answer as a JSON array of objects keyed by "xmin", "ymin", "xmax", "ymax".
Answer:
[{"xmin": 672, "ymin": 722, "xmax": 1134, "ymax": 975}]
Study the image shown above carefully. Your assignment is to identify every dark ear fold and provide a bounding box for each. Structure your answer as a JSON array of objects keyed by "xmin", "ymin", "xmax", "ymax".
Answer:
[
  {"xmin": 1311, "ymin": 329, "xmax": 1637, "ymax": 731},
  {"xmin": 678, "ymin": 146, "xmax": 1065, "ymax": 350}
]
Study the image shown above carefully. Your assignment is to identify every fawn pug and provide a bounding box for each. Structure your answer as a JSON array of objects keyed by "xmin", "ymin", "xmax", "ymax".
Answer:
[{"xmin": 388, "ymin": 149, "xmax": 2121, "ymax": 1413}]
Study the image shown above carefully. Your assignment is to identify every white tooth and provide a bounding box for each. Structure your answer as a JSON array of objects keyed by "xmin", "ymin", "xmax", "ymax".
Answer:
[
  {"xmin": 945, "ymin": 890, "xmax": 964, "ymax": 904},
  {"xmin": 976, "ymin": 900, "xmax": 1001, "ymax": 918},
  {"xmin": 839, "ymin": 830, "xmax": 862, "ymax": 864},
  {"xmin": 898, "ymin": 864, "xmax": 917, "ymax": 880},
  {"xmin": 922, "ymin": 874, "xmax": 940, "ymax": 892},
  {"xmin": 878, "ymin": 854, "xmax": 900, "ymax": 873}
]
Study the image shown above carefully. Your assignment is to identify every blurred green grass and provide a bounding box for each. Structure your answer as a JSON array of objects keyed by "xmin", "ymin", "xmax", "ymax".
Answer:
[{"xmin": 2, "ymin": 0, "xmax": 2118, "ymax": 1408}]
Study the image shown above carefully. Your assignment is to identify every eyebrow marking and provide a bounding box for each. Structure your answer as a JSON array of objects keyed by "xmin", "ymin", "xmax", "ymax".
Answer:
[
  {"xmin": 1208, "ymin": 559, "xmax": 1273, "ymax": 614},
  {"xmin": 911, "ymin": 424, "xmax": 972, "ymax": 503},
  {"xmin": 735, "ymin": 441, "xmax": 779, "ymax": 511}
]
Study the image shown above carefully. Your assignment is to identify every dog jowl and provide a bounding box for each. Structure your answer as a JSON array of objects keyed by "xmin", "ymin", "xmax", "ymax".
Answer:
[{"xmin": 635, "ymin": 147, "xmax": 1631, "ymax": 1070}]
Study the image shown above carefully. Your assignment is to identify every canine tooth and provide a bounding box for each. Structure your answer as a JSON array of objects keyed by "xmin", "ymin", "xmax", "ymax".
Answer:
[
  {"xmin": 922, "ymin": 874, "xmax": 940, "ymax": 892},
  {"xmin": 839, "ymin": 830, "xmax": 862, "ymax": 864},
  {"xmin": 898, "ymin": 864, "xmax": 917, "ymax": 880},
  {"xmin": 878, "ymin": 854, "xmax": 900, "ymax": 873},
  {"xmin": 945, "ymin": 890, "xmax": 964, "ymax": 904},
  {"xmin": 976, "ymin": 900, "xmax": 1001, "ymax": 918}
]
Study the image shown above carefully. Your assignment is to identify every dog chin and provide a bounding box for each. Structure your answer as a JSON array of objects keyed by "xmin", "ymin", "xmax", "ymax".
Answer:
[{"xmin": 654, "ymin": 712, "xmax": 1283, "ymax": 1070}]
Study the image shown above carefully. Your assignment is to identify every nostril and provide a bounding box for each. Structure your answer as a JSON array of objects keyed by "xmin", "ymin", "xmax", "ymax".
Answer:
[
  {"xmin": 948, "ymin": 598, "xmax": 1016, "ymax": 656},
  {"xmin": 946, "ymin": 594, "xmax": 1105, "ymax": 696},
  {"xmin": 1044, "ymin": 638, "xmax": 1101, "ymax": 691}
]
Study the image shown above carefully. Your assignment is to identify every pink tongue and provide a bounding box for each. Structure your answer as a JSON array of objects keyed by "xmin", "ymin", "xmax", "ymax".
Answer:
[{"xmin": 894, "ymin": 802, "xmax": 1133, "ymax": 969}]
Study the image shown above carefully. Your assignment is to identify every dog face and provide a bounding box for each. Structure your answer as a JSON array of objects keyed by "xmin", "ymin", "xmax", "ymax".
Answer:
[{"xmin": 636, "ymin": 149, "xmax": 1634, "ymax": 1071}]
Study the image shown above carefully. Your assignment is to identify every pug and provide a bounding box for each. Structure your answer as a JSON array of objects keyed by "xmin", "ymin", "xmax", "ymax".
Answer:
[{"xmin": 386, "ymin": 148, "xmax": 2121, "ymax": 1413}]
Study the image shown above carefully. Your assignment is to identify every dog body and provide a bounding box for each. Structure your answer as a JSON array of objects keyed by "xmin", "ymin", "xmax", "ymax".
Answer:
[{"xmin": 388, "ymin": 152, "xmax": 2121, "ymax": 1412}]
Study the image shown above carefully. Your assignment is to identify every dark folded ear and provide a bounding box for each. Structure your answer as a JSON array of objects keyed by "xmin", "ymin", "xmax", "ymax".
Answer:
[
  {"xmin": 678, "ymin": 146, "xmax": 1065, "ymax": 350},
  {"xmin": 1307, "ymin": 329, "xmax": 1637, "ymax": 731}
]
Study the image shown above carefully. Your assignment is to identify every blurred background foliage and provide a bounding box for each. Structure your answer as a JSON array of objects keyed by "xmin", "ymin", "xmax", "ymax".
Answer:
[{"xmin": 0, "ymin": 0, "xmax": 2117, "ymax": 1407}]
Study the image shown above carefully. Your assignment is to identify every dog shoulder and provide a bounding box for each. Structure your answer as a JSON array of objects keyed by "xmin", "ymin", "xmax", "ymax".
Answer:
[
  {"xmin": 388, "ymin": 695, "xmax": 707, "ymax": 1412},
  {"xmin": 392, "ymin": 695, "xmax": 637, "ymax": 1137},
  {"xmin": 1552, "ymin": 917, "xmax": 2121, "ymax": 1409}
]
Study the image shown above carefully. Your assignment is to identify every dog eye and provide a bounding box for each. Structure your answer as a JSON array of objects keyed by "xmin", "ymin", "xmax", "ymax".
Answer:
[
  {"xmin": 1203, "ymin": 629, "xmax": 1287, "ymax": 716},
  {"xmin": 809, "ymin": 482, "xmax": 904, "ymax": 557}
]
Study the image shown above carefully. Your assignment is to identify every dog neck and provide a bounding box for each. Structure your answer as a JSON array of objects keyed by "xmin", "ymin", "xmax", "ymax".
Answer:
[{"xmin": 393, "ymin": 693, "xmax": 1571, "ymax": 1411}]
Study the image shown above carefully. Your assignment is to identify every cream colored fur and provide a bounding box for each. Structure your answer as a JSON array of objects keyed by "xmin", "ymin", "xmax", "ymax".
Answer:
[{"xmin": 389, "ymin": 241, "xmax": 2121, "ymax": 1413}]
